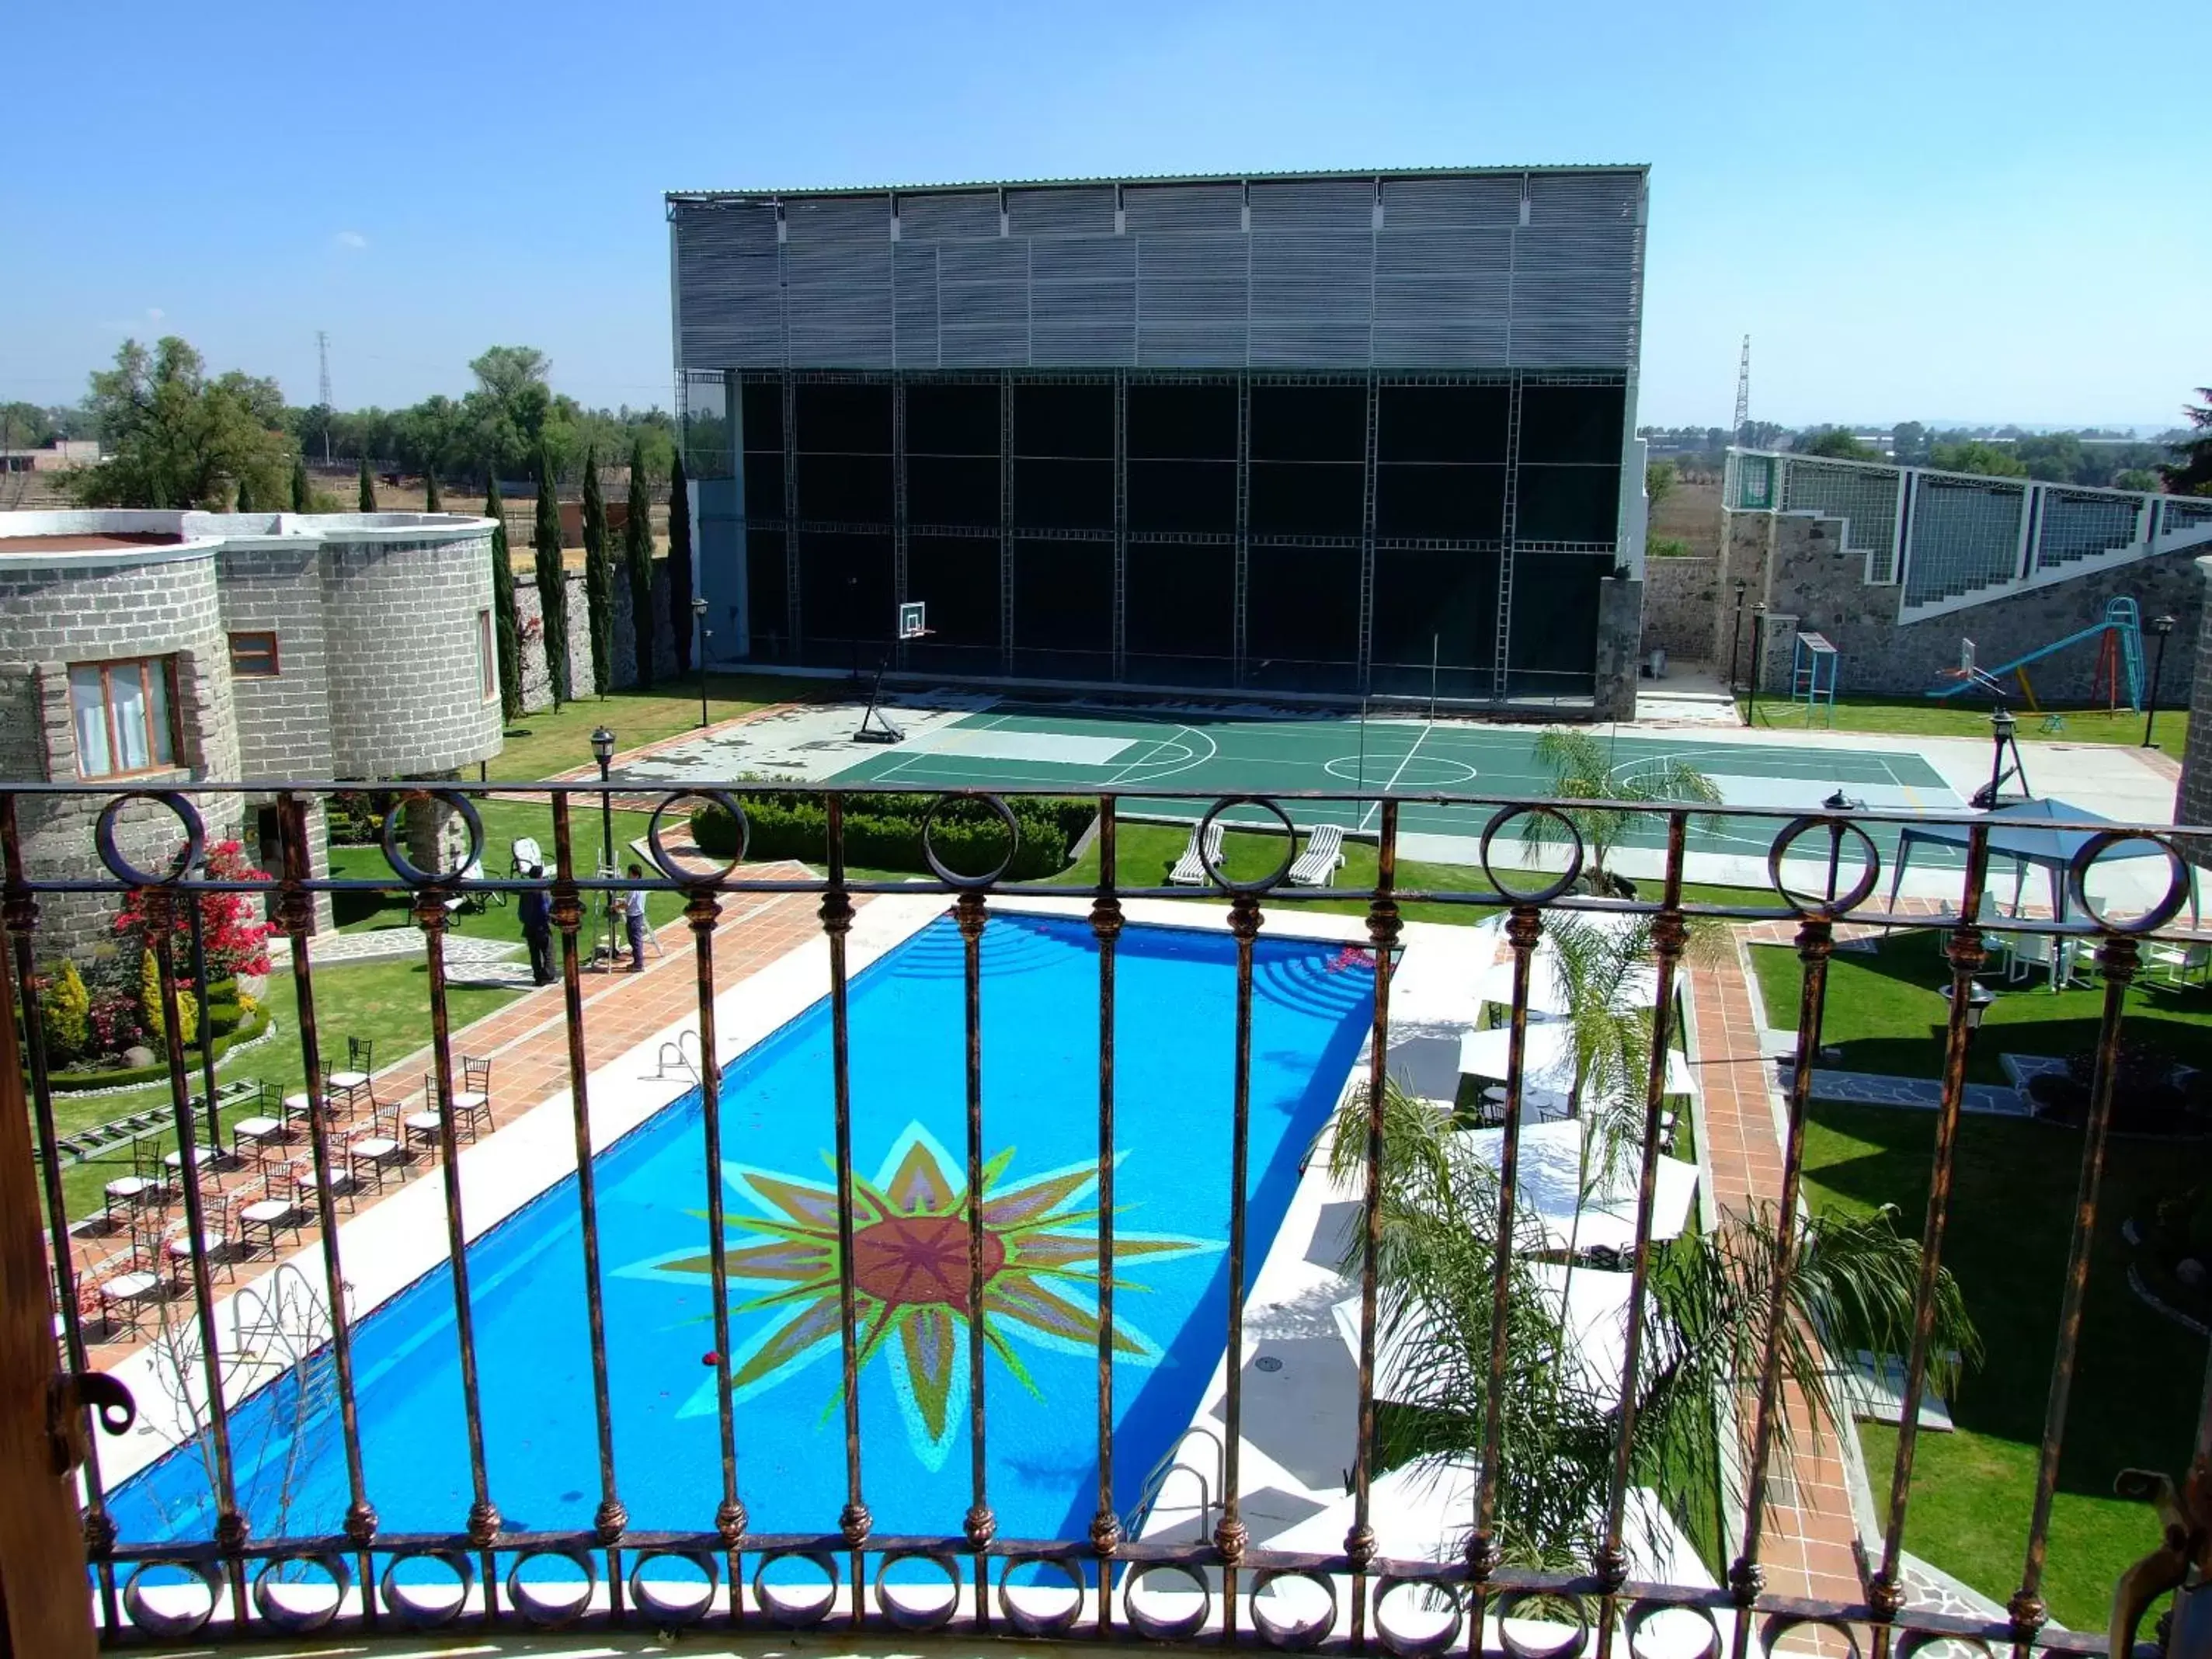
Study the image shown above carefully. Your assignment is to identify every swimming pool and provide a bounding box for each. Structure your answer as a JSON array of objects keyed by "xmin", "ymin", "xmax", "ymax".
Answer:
[{"xmin": 108, "ymin": 911, "xmax": 1377, "ymax": 1552}]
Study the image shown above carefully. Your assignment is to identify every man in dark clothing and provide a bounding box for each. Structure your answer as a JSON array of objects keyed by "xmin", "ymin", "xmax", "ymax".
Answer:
[{"xmin": 518, "ymin": 866, "xmax": 555, "ymax": 986}]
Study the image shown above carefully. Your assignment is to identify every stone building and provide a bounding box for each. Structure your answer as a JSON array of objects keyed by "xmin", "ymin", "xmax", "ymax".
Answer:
[{"xmin": 0, "ymin": 509, "xmax": 503, "ymax": 955}]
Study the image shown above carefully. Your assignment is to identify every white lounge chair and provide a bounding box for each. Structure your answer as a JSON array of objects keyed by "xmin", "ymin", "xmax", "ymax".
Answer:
[
  {"xmin": 510, "ymin": 836, "xmax": 544, "ymax": 878},
  {"xmin": 1289, "ymin": 823, "xmax": 1348, "ymax": 887},
  {"xmin": 443, "ymin": 854, "xmax": 485, "ymax": 913},
  {"xmin": 1167, "ymin": 822, "xmax": 1225, "ymax": 886}
]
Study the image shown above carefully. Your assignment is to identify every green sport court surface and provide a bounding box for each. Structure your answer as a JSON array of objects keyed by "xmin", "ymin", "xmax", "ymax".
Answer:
[{"xmin": 821, "ymin": 704, "xmax": 1964, "ymax": 861}]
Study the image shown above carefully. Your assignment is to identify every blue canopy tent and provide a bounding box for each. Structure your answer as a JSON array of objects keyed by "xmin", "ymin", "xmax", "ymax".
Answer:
[{"xmin": 1884, "ymin": 798, "xmax": 2193, "ymax": 926}]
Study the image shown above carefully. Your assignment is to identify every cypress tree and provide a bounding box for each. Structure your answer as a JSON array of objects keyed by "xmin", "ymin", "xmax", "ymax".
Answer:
[
  {"xmin": 424, "ymin": 468, "xmax": 442, "ymax": 512},
  {"xmin": 485, "ymin": 473, "xmax": 523, "ymax": 723},
  {"xmin": 356, "ymin": 454, "xmax": 376, "ymax": 511},
  {"xmin": 667, "ymin": 450, "xmax": 696, "ymax": 676},
  {"xmin": 290, "ymin": 454, "xmax": 310, "ymax": 513},
  {"xmin": 624, "ymin": 441, "xmax": 656, "ymax": 691},
  {"xmin": 533, "ymin": 446, "xmax": 571, "ymax": 708},
  {"xmin": 580, "ymin": 446, "xmax": 614, "ymax": 696},
  {"xmin": 235, "ymin": 475, "xmax": 257, "ymax": 513}
]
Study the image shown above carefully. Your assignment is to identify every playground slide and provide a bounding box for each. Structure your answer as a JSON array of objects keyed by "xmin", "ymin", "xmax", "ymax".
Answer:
[{"xmin": 1925, "ymin": 597, "xmax": 2143, "ymax": 711}]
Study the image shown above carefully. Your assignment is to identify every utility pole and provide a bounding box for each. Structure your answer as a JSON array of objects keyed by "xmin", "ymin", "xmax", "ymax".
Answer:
[
  {"xmin": 1734, "ymin": 335, "xmax": 1751, "ymax": 449},
  {"xmin": 316, "ymin": 331, "xmax": 333, "ymax": 464}
]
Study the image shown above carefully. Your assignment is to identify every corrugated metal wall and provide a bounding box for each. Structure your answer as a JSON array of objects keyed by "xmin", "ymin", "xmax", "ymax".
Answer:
[{"xmin": 672, "ymin": 170, "xmax": 1644, "ymax": 374}]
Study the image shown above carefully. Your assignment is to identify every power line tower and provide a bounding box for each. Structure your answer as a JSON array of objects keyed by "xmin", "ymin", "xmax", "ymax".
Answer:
[
  {"xmin": 1733, "ymin": 335, "xmax": 1751, "ymax": 448},
  {"xmin": 315, "ymin": 332, "xmax": 333, "ymax": 464}
]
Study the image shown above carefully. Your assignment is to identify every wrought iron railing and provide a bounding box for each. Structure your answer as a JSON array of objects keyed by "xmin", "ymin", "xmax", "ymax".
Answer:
[{"xmin": 8, "ymin": 779, "xmax": 2209, "ymax": 1654}]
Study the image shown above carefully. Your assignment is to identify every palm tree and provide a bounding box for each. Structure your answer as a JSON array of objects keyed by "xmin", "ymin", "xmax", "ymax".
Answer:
[
  {"xmin": 1328, "ymin": 1077, "xmax": 1979, "ymax": 1571},
  {"xmin": 1520, "ymin": 728, "xmax": 1723, "ymax": 897}
]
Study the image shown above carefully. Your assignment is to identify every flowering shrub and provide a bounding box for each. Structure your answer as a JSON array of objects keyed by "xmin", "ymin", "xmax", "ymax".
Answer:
[
  {"xmin": 114, "ymin": 838, "xmax": 272, "ymax": 980},
  {"xmin": 38, "ymin": 959, "xmax": 90, "ymax": 1058}
]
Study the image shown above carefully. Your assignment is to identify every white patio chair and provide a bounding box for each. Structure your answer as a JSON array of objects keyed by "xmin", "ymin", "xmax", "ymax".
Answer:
[
  {"xmin": 1289, "ymin": 823, "xmax": 1348, "ymax": 888},
  {"xmin": 443, "ymin": 854, "xmax": 486, "ymax": 914},
  {"xmin": 1167, "ymin": 822, "xmax": 1224, "ymax": 886}
]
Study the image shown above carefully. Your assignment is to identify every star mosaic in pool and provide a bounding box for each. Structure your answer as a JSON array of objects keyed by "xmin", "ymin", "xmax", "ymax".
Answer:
[{"xmin": 624, "ymin": 1122, "xmax": 1219, "ymax": 1469}]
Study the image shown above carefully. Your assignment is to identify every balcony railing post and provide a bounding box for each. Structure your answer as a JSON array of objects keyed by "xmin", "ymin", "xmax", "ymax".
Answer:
[
  {"xmin": 821, "ymin": 797, "xmax": 870, "ymax": 1622},
  {"xmin": 276, "ymin": 793, "xmax": 377, "ymax": 1607},
  {"xmin": 411, "ymin": 863, "xmax": 503, "ymax": 1622},
  {"xmin": 1868, "ymin": 824, "xmax": 1993, "ymax": 1637},
  {"xmin": 1088, "ymin": 798, "xmax": 1125, "ymax": 1636},
  {"xmin": 1216, "ymin": 884, "xmax": 1263, "ymax": 1637},
  {"xmin": 2, "ymin": 795, "xmax": 118, "ymax": 1629},
  {"xmin": 1348, "ymin": 802, "xmax": 1400, "ymax": 1650},
  {"xmin": 1595, "ymin": 811, "xmax": 1691, "ymax": 1659},
  {"xmin": 548, "ymin": 798, "xmax": 628, "ymax": 1606},
  {"xmin": 147, "ymin": 882, "xmax": 250, "ymax": 1619},
  {"xmin": 955, "ymin": 882, "xmax": 997, "ymax": 1624},
  {"xmin": 2006, "ymin": 929, "xmax": 2141, "ymax": 1654}
]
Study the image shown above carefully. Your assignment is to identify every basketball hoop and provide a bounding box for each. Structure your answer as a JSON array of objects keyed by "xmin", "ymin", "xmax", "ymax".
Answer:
[{"xmin": 854, "ymin": 601, "xmax": 927, "ymax": 743}]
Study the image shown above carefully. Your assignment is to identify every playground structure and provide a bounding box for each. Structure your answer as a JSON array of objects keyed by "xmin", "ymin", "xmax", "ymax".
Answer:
[
  {"xmin": 1926, "ymin": 596, "xmax": 2144, "ymax": 714},
  {"xmin": 1789, "ymin": 631, "xmax": 1839, "ymax": 726}
]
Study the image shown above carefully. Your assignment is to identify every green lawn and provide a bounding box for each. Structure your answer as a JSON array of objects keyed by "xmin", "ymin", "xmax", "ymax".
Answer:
[
  {"xmin": 1750, "ymin": 927, "xmax": 2212, "ymax": 1087},
  {"xmin": 485, "ymin": 673, "xmax": 813, "ymax": 782},
  {"xmin": 1740, "ymin": 692, "xmax": 2186, "ymax": 762},
  {"xmin": 1803, "ymin": 1101, "xmax": 2207, "ymax": 1629},
  {"xmin": 47, "ymin": 958, "xmax": 519, "ymax": 1226}
]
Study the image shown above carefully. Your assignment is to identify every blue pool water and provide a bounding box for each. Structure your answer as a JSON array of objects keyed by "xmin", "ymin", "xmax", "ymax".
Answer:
[{"xmin": 108, "ymin": 913, "xmax": 1375, "ymax": 1549}]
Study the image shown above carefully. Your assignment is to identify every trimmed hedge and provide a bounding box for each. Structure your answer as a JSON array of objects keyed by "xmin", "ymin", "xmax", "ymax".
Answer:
[
  {"xmin": 692, "ymin": 793, "xmax": 1093, "ymax": 883},
  {"xmin": 47, "ymin": 1004, "xmax": 274, "ymax": 1092}
]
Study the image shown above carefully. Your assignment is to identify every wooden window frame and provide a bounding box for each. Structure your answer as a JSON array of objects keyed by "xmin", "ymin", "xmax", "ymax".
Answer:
[
  {"xmin": 228, "ymin": 630, "xmax": 280, "ymax": 677},
  {"xmin": 68, "ymin": 656, "xmax": 179, "ymax": 781}
]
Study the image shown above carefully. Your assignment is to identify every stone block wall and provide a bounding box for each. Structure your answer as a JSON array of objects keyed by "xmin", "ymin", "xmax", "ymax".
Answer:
[
  {"xmin": 1641, "ymin": 555, "xmax": 1723, "ymax": 665},
  {"xmin": 219, "ymin": 541, "xmax": 334, "ymax": 778},
  {"xmin": 1593, "ymin": 576, "xmax": 1643, "ymax": 721},
  {"xmin": 323, "ymin": 530, "xmax": 502, "ymax": 777},
  {"xmin": 514, "ymin": 558, "xmax": 682, "ymax": 713},
  {"xmin": 2173, "ymin": 557, "xmax": 2212, "ymax": 857}
]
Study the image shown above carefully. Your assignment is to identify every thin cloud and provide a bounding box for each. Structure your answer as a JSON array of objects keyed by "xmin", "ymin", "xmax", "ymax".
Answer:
[{"xmin": 333, "ymin": 230, "xmax": 368, "ymax": 250}]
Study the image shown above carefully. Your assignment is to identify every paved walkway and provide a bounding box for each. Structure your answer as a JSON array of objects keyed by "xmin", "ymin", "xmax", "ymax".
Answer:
[{"xmin": 64, "ymin": 864, "xmax": 841, "ymax": 1363}]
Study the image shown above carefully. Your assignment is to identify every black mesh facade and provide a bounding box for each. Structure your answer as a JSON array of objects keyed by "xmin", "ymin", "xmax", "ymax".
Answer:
[{"xmin": 723, "ymin": 369, "xmax": 1624, "ymax": 700}]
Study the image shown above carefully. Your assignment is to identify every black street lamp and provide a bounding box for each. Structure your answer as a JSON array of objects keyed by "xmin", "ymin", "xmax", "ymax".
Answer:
[
  {"xmin": 590, "ymin": 725, "xmax": 616, "ymax": 872},
  {"xmin": 1984, "ymin": 704, "xmax": 2017, "ymax": 806},
  {"xmin": 693, "ymin": 597, "xmax": 710, "ymax": 728},
  {"xmin": 1727, "ymin": 579, "xmax": 1748, "ymax": 692},
  {"xmin": 1744, "ymin": 603, "xmax": 1768, "ymax": 726},
  {"xmin": 2144, "ymin": 613, "xmax": 2177, "ymax": 749}
]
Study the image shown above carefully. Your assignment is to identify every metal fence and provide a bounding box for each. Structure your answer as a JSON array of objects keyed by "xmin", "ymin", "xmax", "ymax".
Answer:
[{"xmin": 9, "ymin": 779, "xmax": 2207, "ymax": 1653}]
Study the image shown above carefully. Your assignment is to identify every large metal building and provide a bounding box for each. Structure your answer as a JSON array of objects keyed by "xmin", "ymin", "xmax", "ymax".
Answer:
[{"xmin": 667, "ymin": 165, "xmax": 1649, "ymax": 705}]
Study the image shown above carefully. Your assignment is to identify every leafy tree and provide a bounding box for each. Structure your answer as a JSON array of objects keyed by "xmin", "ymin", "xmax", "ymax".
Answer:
[
  {"xmin": 0, "ymin": 401, "xmax": 55, "ymax": 450},
  {"xmin": 234, "ymin": 475, "xmax": 257, "ymax": 513},
  {"xmin": 424, "ymin": 468, "xmax": 441, "ymax": 512},
  {"xmin": 580, "ymin": 447, "xmax": 614, "ymax": 696},
  {"xmin": 485, "ymin": 474, "xmax": 523, "ymax": 723},
  {"xmin": 2114, "ymin": 468, "xmax": 2162, "ymax": 492},
  {"xmin": 1797, "ymin": 426, "xmax": 1877, "ymax": 461},
  {"xmin": 2163, "ymin": 388, "xmax": 2212, "ymax": 496},
  {"xmin": 1520, "ymin": 727, "xmax": 1723, "ymax": 896},
  {"xmin": 1929, "ymin": 439, "xmax": 2028, "ymax": 478},
  {"xmin": 1325, "ymin": 1075, "xmax": 1980, "ymax": 1570},
  {"xmin": 1890, "ymin": 421, "xmax": 1930, "ymax": 464},
  {"xmin": 71, "ymin": 336, "xmax": 292, "ymax": 509},
  {"xmin": 668, "ymin": 450, "xmax": 696, "ymax": 676},
  {"xmin": 40, "ymin": 959, "xmax": 91, "ymax": 1059},
  {"xmin": 356, "ymin": 454, "xmax": 376, "ymax": 510},
  {"xmin": 624, "ymin": 441, "xmax": 656, "ymax": 691},
  {"xmin": 1644, "ymin": 460, "xmax": 1675, "ymax": 510},
  {"xmin": 533, "ymin": 445, "xmax": 571, "ymax": 707},
  {"xmin": 290, "ymin": 453, "xmax": 310, "ymax": 513}
]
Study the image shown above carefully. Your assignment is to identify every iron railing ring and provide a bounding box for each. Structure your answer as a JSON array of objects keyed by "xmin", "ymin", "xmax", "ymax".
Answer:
[
  {"xmin": 1198, "ymin": 796, "xmax": 1299, "ymax": 894},
  {"xmin": 503, "ymin": 1545, "xmax": 599, "ymax": 1627},
  {"xmin": 1480, "ymin": 805, "xmax": 1585, "ymax": 905},
  {"xmin": 377, "ymin": 789, "xmax": 485, "ymax": 890},
  {"xmin": 870, "ymin": 1548, "xmax": 963, "ymax": 1631},
  {"xmin": 1624, "ymin": 1595, "xmax": 1723, "ymax": 1659},
  {"xmin": 626, "ymin": 1548, "xmax": 718, "ymax": 1624},
  {"xmin": 377, "ymin": 1548, "xmax": 475, "ymax": 1627},
  {"xmin": 95, "ymin": 789, "xmax": 206, "ymax": 887},
  {"xmin": 994, "ymin": 1553, "xmax": 1088, "ymax": 1637},
  {"xmin": 120, "ymin": 1559, "xmax": 221, "ymax": 1639},
  {"xmin": 1894, "ymin": 1623, "xmax": 1995, "ymax": 1659},
  {"xmin": 2066, "ymin": 828, "xmax": 2193, "ymax": 934},
  {"xmin": 1249, "ymin": 1566, "xmax": 1339, "ymax": 1649},
  {"xmin": 1370, "ymin": 1574, "xmax": 1466, "ymax": 1658},
  {"xmin": 1494, "ymin": 1587, "xmax": 1592, "ymax": 1659},
  {"xmin": 1766, "ymin": 814, "xmax": 1883, "ymax": 917},
  {"xmin": 920, "ymin": 792, "xmax": 1021, "ymax": 889},
  {"xmin": 1121, "ymin": 1559, "xmax": 1214, "ymax": 1640},
  {"xmin": 1758, "ymin": 1612, "xmax": 1864, "ymax": 1659},
  {"xmin": 250, "ymin": 1552, "xmax": 352, "ymax": 1635},
  {"xmin": 750, "ymin": 1546, "xmax": 840, "ymax": 1628},
  {"xmin": 649, "ymin": 788, "xmax": 748, "ymax": 885}
]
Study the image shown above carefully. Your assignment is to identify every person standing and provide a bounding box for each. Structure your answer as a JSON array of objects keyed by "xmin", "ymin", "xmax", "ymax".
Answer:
[
  {"xmin": 623, "ymin": 864, "xmax": 649, "ymax": 972},
  {"xmin": 518, "ymin": 866, "xmax": 555, "ymax": 986}
]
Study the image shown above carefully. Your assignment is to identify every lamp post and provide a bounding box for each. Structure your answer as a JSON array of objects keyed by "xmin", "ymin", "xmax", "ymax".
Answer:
[
  {"xmin": 1727, "ymin": 579, "xmax": 1748, "ymax": 692},
  {"xmin": 1986, "ymin": 704, "xmax": 2016, "ymax": 806},
  {"xmin": 590, "ymin": 725, "xmax": 616, "ymax": 873},
  {"xmin": 1744, "ymin": 603, "xmax": 1768, "ymax": 726},
  {"xmin": 693, "ymin": 597, "xmax": 710, "ymax": 728},
  {"xmin": 1940, "ymin": 979, "xmax": 1998, "ymax": 1051},
  {"xmin": 2144, "ymin": 613, "xmax": 2177, "ymax": 748}
]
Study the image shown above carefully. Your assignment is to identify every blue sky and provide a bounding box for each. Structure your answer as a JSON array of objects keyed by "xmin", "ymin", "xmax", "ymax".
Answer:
[{"xmin": 2, "ymin": 0, "xmax": 2204, "ymax": 430}]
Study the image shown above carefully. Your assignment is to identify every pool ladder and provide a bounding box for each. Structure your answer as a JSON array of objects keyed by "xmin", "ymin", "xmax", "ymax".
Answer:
[
  {"xmin": 646, "ymin": 1030, "xmax": 703, "ymax": 1083},
  {"xmin": 1122, "ymin": 1424, "xmax": 1226, "ymax": 1542}
]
